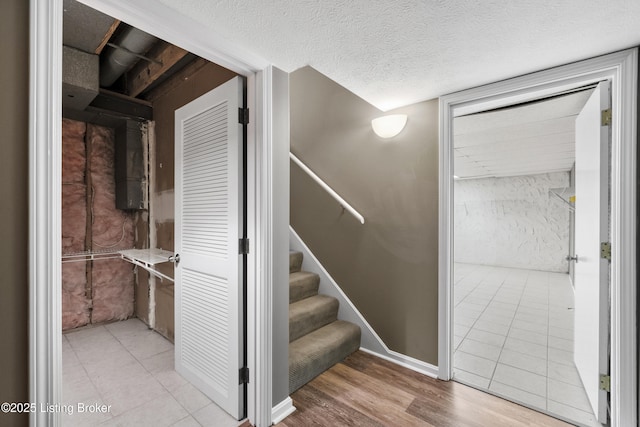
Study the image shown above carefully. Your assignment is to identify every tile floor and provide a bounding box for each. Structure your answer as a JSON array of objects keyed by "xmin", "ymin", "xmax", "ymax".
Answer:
[
  {"xmin": 453, "ymin": 263, "xmax": 600, "ymax": 427},
  {"xmin": 62, "ymin": 318, "xmax": 243, "ymax": 427}
]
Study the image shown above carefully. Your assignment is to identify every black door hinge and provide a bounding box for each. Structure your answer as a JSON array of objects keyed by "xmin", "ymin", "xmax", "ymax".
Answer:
[
  {"xmin": 239, "ymin": 367, "xmax": 249, "ymax": 384},
  {"xmin": 239, "ymin": 238, "xmax": 250, "ymax": 255},
  {"xmin": 238, "ymin": 108, "xmax": 249, "ymax": 125}
]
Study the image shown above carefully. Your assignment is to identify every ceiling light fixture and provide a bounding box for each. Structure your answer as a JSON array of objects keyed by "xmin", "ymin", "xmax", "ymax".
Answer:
[{"xmin": 371, "ymin": 114, "xmax": 407, "ymax": 138}]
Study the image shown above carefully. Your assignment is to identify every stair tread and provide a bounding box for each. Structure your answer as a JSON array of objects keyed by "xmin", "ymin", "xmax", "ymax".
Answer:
[
  {"xmin": 289, "ymin": 270, "xmax": 318, "ymax": 282},
  {"xmin": 289, "ymin": 295, "xmax": 338, "ymax": 342},
  {"xmin": 289, "ymin": 251, "xmax": 303, "ymax": 273},
  {"xmin": 289, "ymin": 271, "xmax": 320, "ymax": 303},
  {"xmin": 289, "ymin": 294, "xmax": 337, "ymax": 319},
  {"xmin": 289, "ymin": 320, "xmax": 361, "ymax": 393},
  {"xmin": 290, "ymin": 320, "xmax": 360, "ymax": 350}
]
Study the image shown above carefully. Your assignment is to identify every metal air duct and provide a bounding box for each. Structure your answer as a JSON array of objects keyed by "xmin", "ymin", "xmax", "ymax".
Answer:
[{"xmin": 100, "ymin": 26, "xmax": 157, "ymax": 87}]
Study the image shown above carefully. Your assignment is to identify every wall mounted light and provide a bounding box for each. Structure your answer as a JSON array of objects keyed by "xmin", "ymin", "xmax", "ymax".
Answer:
[{"xmin": 371, "ymin": 114, "xmax": 407, "ymax": 138}]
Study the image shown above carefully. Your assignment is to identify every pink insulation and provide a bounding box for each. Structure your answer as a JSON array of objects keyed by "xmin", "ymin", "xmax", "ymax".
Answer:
[
  {"xmin": 62, "ymin": 263, "xmax": 90, "ymax": 329},
  {"xmin": 61, "ymin": 119, "xmax": 90, "ymax": 329},
  {"xmin": 61, "ymin": 119, "xmax": 87, "ymax": 253},
  {"xmin": 91, "ymin": 259, "xmax": 135, "ymax": 323},
  {"xmin": 87, "ymin": 124, "xmax": 135, "ymax": 323},
  {"xmin": 61, "ymin": 120, "xmax": 136, "ymax": 329}
]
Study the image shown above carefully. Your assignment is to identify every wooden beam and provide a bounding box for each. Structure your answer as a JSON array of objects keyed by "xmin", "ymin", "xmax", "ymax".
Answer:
[
  {"xmin": 94, "ymin": 19, "xmax": 120, "ymax": 55},
  {"xmin": 142, "ymin": 57, "xmax": 209, "ymax": 102},
  {"xmin": 125, "ymin": 41, "xmax": 189, "ymax": 98},
  {"xmin": 86, "ymin": 89, "xmax": 153, "ymax": 121}
]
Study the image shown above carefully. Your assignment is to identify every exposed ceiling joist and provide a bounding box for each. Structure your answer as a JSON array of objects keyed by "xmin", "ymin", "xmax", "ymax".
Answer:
[
  {"xmin": 125, "ymin": 41, "xmax": 189, "ymax": 97},
  {"xmin": 95, "ymin": 19, "xmax": 120, "ymax": 55},
  {"xmin": 143, "ymin": 57, "xmax": 209, "ymax": 101},
  {"xmin": 87, "ymin": 89, "xmax": 153, "ymax": 121}
]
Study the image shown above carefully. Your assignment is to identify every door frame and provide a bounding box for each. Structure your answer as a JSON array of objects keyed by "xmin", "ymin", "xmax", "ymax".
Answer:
[
  {"xmin": 29, "ymin": 1, "xmax": 287, "ymax": 426},
  {"xmin": 438, "ymin": 48, "xmax": 638, "ymax": 426}
]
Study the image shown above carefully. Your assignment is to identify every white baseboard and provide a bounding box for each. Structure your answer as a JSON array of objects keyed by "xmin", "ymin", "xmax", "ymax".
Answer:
[
  {"xmin": 271, "ymin": 396, "xmax": 296, "ymax": 425},
  {"xmin": 359, "ymin": 347, "xmax": 438, "ymax": 378},
  {"xmin": 289, "ymin": 226, "xmax": 440, "ymax": 380}
]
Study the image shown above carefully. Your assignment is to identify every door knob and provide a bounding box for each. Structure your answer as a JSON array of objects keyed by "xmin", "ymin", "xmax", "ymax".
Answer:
[
  {"xmin": 169, "ymin": 253, "xmax": 180, "ymax": 265},
  {"xmin": 566, "ymin": 254, "xmax": 578, "ymax": 263}
]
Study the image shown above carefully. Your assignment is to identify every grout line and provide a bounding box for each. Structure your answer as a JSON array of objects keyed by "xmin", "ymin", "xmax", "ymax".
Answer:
[
  {"xmin": 63, "ymin": 326, "xmax": 114, "ymax": 421},
  {"xmin": 488, "ymin": 268, "xmax": 528, "ymax": 389},
  {"xmin": 455, "ymin": 265, "xmax": 598, "ymax": 425},
  {"xmin": 104, "ymin": 319, "xmax": 217, "ymax": 423}
]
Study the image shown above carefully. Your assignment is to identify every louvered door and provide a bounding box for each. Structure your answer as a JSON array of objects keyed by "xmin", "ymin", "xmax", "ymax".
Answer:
[{"xmin": 174, "ymin": 76, "xmax": 244, "ymax": 419}]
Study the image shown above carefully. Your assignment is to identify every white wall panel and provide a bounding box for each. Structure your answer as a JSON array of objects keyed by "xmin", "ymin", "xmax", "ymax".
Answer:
[{"xmin": 454, "ymin": 172, "xmax": 570, "ymax": 272}]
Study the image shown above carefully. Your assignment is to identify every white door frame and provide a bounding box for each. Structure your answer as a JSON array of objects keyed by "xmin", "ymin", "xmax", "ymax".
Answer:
[
  {"xmin": 438, "ymin": 49, "xmax": 637, "ymax": 426},
  {"xmin": 29, "ymin": 0, "xmax": 283, "ymax": 426}
]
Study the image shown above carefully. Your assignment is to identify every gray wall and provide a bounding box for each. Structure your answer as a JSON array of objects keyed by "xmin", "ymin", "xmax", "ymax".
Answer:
[
  {"xmin": 0, "ymin": 0, "xmax": 29, "ymax": 425},
  {"xmin": 290, "ymin": 67, "xmax": 439, "ymax": 365}
]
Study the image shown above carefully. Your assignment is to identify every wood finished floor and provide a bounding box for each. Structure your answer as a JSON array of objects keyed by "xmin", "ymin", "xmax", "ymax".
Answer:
[{"xmin": 276, "ymin": 351, "xmax": 571, "ymax": 427}]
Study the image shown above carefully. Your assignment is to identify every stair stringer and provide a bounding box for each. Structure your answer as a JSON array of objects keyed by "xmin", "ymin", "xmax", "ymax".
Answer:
[{"xmin": 289, "ymin": 226, "xmax": 438, "ymax": 378}]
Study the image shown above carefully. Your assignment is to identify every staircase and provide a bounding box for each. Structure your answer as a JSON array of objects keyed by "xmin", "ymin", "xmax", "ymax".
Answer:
[{"xmin": 288, "ymin": 251, "xmax": 361, "ymax": 393}]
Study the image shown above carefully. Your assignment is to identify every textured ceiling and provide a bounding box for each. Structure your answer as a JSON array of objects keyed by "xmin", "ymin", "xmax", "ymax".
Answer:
[
  {"xmin": 152, "ymin": 0, "xmax": 640, "ymax": 110},
  {"xmin": 453, "ymin": 89, "xmax": 593, "ymax": 179}
]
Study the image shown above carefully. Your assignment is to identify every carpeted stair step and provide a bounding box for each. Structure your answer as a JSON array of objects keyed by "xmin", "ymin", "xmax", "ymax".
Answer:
[
  {"xmin": 289, "ymin": 271, "xmax": 320, "ymax": 303},
  {"xmin": 290, "ymin": 251, "xmax": 303, "ymax": 273},
  {"xmin": 289, "ymin": 295, "xmax": 338, "ymax": 342},
  {"xmin": 289, "ymin": 320, "xmax": 361, "ymax": 394}
]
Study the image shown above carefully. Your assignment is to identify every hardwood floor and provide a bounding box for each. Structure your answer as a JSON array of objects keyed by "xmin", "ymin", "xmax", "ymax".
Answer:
[{"xmin": 276, "ymin": 351, "xmax": 571, "ymax": 427}]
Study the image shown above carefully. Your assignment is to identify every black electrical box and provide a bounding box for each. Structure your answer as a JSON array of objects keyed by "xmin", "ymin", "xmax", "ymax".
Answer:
[{"xmin": 115, "ymin": 120, "xmax": 146, "ymax": 210}]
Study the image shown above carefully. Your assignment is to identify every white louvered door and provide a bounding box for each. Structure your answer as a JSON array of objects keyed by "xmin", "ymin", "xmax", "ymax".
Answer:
[{"xmin": 174, "ymin": 76, "xmax": 244, "ymax": 419}]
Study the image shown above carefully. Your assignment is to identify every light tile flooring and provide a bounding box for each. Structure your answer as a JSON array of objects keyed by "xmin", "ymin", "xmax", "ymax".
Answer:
[
  {"xmin": 453, "ymin": 263, "xmax": 600, "ymax": 427},
  {"xmin": 62, "ymin": 318, "xmax": 243, "ymax": 427}
]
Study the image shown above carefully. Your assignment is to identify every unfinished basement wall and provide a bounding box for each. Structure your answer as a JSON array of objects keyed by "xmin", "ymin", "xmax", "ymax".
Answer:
[
  {"xmin": 290, "ymin": 66, "xmax": 439, "ymax": 365},
  {"xmin": 140, "ymin": 61, "xmax": 237, "ymax": 341},
  {"xmin": 62, "ymin": 118, "xmax": 136, "ymax": 330},
  {"xmin": 454, "ymin": 172, "xmax": 571, "ymax": 272}
]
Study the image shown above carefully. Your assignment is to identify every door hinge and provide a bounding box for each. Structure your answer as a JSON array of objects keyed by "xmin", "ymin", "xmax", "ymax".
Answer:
[
  {"xmin": 601, "ymin": 108, "xmax": 612, "ymax": 126},
  {"xmin": 239, "ymin": 238, "xmax": 250, "ymax": 255},
  {"xmin": 601, "ymin": 242, "xmax": 611, "ymax": 261},
  {"xmin": 239, "ymin": 367, "xmax": 249, "ymax": 384},
  {"xmin": 238, "ymin": 108, "xmax": 249, "ymax": 125},
  {"xmin": 599, "ymin": 374, "xmax": 610, "ymax": 392}
]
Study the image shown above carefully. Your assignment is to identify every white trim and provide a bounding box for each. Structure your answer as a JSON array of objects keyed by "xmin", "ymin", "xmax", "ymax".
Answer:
[
  {"xmin": 290, "ymin": 226, "xmax": 438, "ymax": 379},
  {"xmin": 255, "ymin": 68, "xmax": 274, "ymax": 426},
  {"xmin": 246, "ymin": 72, "xmax": 260, "ymax": 426},
  {"xmin": 438, "ymin": 49, "xmax": 637, "ymax": 427},
  {"xmin": 289, "ymin": 153, "xmax": 365, "ymax": 224},
  {"xmin": 266, "ymin": 66, "xmax": 291, "ymax": 424},
  {"xmin": 359, "ymin": 348, "xmax": 438, "ymax": 379},
  {"xmin": 30, "ymin": 1, "xmax": 63, "ymax": 426},
  {"xmin": 77, "ymin": 0, "xmax": 269, "ymax": 75},
  {"xmin": 31, "ymin": 2, "xmax": 277, "ymax": 427},
  {"xmin": 271, "ymin": 397, "xmax": 296, "ymax": 425}
]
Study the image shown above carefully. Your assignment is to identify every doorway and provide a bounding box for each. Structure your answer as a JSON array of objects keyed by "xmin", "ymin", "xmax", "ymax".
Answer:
[
  {"xmin": 31, "ymin": 1, "xmax": 290, "ymax": 426},
  {"xmin": 450, "ymin": 85, "xmax": 603, "ymax": 426},
  {"xmin": 438, "ymin": 49, "xmax": 638, "ymax": 427},
  {"xmin": 60, "ymin": 3, "xmax": 248, "ymax": 424}
]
